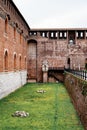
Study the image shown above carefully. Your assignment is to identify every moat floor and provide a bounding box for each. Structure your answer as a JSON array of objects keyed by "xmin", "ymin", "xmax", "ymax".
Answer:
[{"xmin": 0, "ymin": 83, "xmax": 84, "ymax": 130}]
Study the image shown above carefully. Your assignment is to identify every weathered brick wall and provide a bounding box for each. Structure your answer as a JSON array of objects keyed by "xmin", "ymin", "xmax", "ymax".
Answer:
[
  {"xmin": 0, "ymin": 16, "xmax": 27, "ymax": 72},
  {"xmin": 0, "ymin": 0, "xmax": 29, "ymax": 36},
  {"xmin": 28, "ymin": 37, "xmax": 68, "ymax": 82},
  {"xmin": 64, "ymin": 72, "xmax": 87, "ymax": 129},
  {"xmin": 28, "ymin": 29, "xmax": 87, "ymax": 82},
  {"xmin": 0, "ymin": 0, "xmax": 29, "ymax": 99},
  {"xmin": 0, "ymin": 0, "xmax": 29, "ymax": 72}
]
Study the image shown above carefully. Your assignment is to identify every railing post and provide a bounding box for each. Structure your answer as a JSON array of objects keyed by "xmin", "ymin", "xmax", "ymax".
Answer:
[
  {"xmin": 81, "ymin": 70, "xmax": 83, "ymax": 78},
  {"xmin": 85, "ymin": 71, "xmax": 86, "ymax": 80},
  {"xmin": 83, "ymin": 71, "xmax": 84, "ymax": 79}
]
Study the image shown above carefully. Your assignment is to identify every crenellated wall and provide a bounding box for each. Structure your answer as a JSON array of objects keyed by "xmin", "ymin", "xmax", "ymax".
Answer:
[{"xmin": 28, "ymin": 29, "xmax": 87, "ymax": 82}]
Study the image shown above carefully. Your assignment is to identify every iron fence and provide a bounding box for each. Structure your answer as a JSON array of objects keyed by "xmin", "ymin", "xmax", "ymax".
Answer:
[{"xmin": 65, "ymin": 69, "xmax": 87, "ymax": 80}]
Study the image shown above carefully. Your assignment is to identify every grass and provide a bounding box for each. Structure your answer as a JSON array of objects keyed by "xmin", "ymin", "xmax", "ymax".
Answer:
[{"xmin": 0, "ymin": 83, "xmax": 84, "ymax": 130}]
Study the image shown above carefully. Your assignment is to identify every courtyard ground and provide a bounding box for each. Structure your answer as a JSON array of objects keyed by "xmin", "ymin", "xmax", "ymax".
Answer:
[{"xmin": 0, "ymin": 83, "xmax": 84, "ymax": 130}]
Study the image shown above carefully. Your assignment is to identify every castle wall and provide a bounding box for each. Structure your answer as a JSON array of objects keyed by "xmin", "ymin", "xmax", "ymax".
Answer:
[
  {"xmin": 64, "ymin": 72, "xmax": 87, "ymax": 129},
  {"xmin": 28, "ymin": 30, "xmax": 87, "ymax": 82},
  {"xmin": 36, "ymin": 39, "xmax": 67, "ymax": 82},
  {"xmin": 0, "ymin": 0, "xmax": 29, "ymax": 98}
]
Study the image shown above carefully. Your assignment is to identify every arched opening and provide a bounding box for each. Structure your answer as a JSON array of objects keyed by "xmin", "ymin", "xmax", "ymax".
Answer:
[
  {"xmin": 27, "ymin": 39, "xmax": 37, "ymax": 81},
  {"xmin": 14, "ymin": 54, "xmax": 16, "ymax": 70},
  {"xmin": 19, "ymin": 55, "xmax": 21, "ymax": 70},
  {"xmin": 4, "ymin": 50, "xmax": 8, "ymax": 71}
]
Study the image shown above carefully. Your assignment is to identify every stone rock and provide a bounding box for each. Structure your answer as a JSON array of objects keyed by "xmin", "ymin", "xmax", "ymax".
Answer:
[
  {"xmin": 12, "ymin": 111, "xmax": 29, "ymax": 117},
  {"xmin": 37, "ymin": 90, "xmax": 46, "ymax": 93}
]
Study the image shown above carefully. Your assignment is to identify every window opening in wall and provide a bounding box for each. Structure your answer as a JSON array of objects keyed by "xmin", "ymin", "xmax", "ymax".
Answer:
[
  {"xmin": 60, "ymin": 32, "xmax": 62, "ymax": 38},
  {"xmin": 49, "ymin": 31, "xmax": 58, "ymax": 39},
  {"xmin": 56, "ymin": 32, "xmax": 58, "ymax": 38},
  {"xmin": 29, "ymin": 32, "xmax": 32, "ymax": 36},
  {"xmin": 77, "ymin": 31, "xmax": 84, "ymax": 39},
  {"xmin": 64, "ymin": 32, "xmax": 67, "ymax": 38},
  {"xmin": 4, "ymin": 50, "xmax": 8, "ymax": 71},
  {"xmin": 86, "ymin": 32, "xmax": 87, "ymax": 38},
  {"xmin": 34, "ymin": 32, "xmax": 37, "ymax": 36},
  {"xmin": 42, "ymin": 32, "xmax": 45, "ymax": 37},
  {"xmin": 67, "ymin": 58, "xmax": 70, "ymax": 69},
  {"xmin": 51, "ymin": 32, "xmax": 54, "ymax": 37},
  {"xmin": 80, "ymin": 32, "xmax": 83, "ymax": 38},
  {"xmin": 19, "ymin": 55, "xmax": 21, "ymax": 70},
  {"xmin": 5, "ymin": 18, "xmax": 8, "ymax": 33},
  {"xmin": 14, "ymin": 54, "xmax": 16, "ymax": 70},
  {"xmin": 24, "ymin": 57, "xmax": 26, "ymax": 69},
  {"xmin": 46, "ymin": 32, "xmax": 48, "ymax": 38}
]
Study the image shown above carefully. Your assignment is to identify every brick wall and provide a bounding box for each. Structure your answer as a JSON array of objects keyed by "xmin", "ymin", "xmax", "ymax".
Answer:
[
  {"xmin": 64, "ymin": 72, "xmax": 87, "ymax": 129},
  {"xmin": 0, "ymin": 16, "xmax": 27, "ymax": 72},
  {"xmin": 28, "ymin": 30, "xmax": 87, "ymax": 82},
  {"xmin": 0, "ymin": 0, "xmax": 29, "ymax": 99},
  {"xmin": 0, "ymin": 0, "xmax": 29, "ymax": 72}
]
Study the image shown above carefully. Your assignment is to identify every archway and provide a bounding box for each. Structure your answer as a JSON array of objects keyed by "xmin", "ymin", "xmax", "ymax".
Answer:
[
  {"xmin": 4, "ymin": 50, "xmax": 8, "ymax": 71},
  {"xmin": 27, "ymin": 39, "xmax": 37, "ymax": 81}
]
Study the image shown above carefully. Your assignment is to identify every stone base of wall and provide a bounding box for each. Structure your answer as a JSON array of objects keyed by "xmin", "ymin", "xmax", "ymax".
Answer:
[
  {"xmin": 0, "ymin": 70, "xmax": 27, "ymax": 99},
  {"xmin": 64, "ymin": 72, "xmax": 87, "ymax": 130},
  {"xmin": 28, "ymin": 79, "xmax": 36, "ymax": 83}
]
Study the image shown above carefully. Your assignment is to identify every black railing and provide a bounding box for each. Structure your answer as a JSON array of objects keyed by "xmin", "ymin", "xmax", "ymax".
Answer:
[{"xmin": 65, "ymin": 69, "xmax": 87, "ymax": 80}]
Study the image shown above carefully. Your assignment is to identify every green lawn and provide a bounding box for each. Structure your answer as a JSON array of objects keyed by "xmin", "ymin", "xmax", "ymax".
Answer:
[{"xmin": 0, "ymin": 83, "xmax": 84, "ymax": 130}]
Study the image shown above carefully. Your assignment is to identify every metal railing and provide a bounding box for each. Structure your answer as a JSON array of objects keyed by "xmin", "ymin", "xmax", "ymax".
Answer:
[{"xmin": 65, "ymin": 69, "xmax": 87, "ymax": 80}]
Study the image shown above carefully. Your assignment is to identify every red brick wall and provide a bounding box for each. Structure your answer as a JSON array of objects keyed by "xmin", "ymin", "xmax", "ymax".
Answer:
[
  {"xmin": 0, "ymin": 17, "xmax": 27, "ymax": 72},
  {"xmin": 64, "ymin": 72, "xmax": 87, "ymax": 129},
  {"xmin": 28, "ymin": 30, "xmax": 87, "ymax": 82}
]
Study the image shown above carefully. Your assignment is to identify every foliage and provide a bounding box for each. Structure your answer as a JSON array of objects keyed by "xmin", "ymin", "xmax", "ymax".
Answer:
[{"xmin": 0, "ymin": 83, "xmax": 84, "ymax": 130}]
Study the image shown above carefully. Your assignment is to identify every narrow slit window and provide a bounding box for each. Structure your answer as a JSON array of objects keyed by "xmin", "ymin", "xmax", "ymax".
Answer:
[
  {"xmin": 51, "ymin": 32, "xmax": 53, "ymax": 37},
  {"xmin": 60, "ymin": 32, "xmax": 62, "ymax": 37},
  {"xmin": 5, "ymin": 18, "xmax": 8, "ymax": 33},
  {"xmin": 4, "ymin": 50, "xmax": 8, "ymax": 71},
  {"xmin": 25, "ymin": 57, "xmax": 26, "ymax": 69},
  {"xmin": 14, "ymin": 54, "xmax": 16, "ymax": 70},
  {"xmin": 14, "ymin": 27, "xmax": 16, "ymax": 39},
  {"xmin": 19, "ymin": 56, "xmax": 21, "ymax": 70},
  {"xmin": 80, "ymin": 32, "xmax": 83, "ymax": 38}
]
